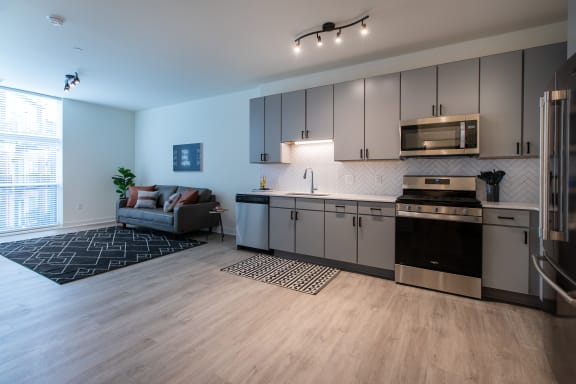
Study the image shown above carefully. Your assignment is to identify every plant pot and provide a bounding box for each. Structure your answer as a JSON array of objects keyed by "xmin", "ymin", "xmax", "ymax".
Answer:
[{"xmin": 486, "ymin": 184, "xmax": 500, "ymax": 202}]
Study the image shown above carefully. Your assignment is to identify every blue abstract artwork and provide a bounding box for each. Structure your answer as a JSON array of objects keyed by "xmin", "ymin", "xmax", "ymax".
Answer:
[{"xmin": 173, "ymin": 143, "xmax": 202, "ymax": 171}]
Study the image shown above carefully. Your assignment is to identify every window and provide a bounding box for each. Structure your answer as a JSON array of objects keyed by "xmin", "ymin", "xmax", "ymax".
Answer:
[{"xmin": 0, "ymin": 87, "xmax": 62, "ymax": 233}]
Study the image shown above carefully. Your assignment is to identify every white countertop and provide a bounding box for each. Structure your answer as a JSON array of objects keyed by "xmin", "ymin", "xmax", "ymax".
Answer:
[
  {"xmin": 481, "ymin": 201, "xmax": 539, "ymax": 211},
  {"xmin": 244, "ymin": 190, "xmax": 538, "ymax": 211},
  {"xmin": 245, "ymin": 190, "xmax": 397, "ymax": 203}
]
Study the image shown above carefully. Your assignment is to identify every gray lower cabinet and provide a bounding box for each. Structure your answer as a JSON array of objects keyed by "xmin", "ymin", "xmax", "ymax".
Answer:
[
  {"xmin": 482, "ymin": 209, "xmax": 530, "ymax": 294},
  {"xmin": 324, "ymin": 211, "xmax": 357, "ymax": 263},
  {"xmin": 479, "ymin": 50, "xmax": 523, "ymax": 157},
  {"xmin": 249, "ymin": 94, "xmax": 287, "ymax": 163},
  {"xmin": 523, "ymin": 42, "xmax": 567, "ymax": 157},
  {"xmin": 281, "ymin": 89, "xmax": 306, "ymax": 142},
  {"xmin": 269, "ymin": 197, "xmax": 324, "ymax": 257},
  {"xmin": 306, "ymin": 85, "xmax": 334, "ymax": 140},
  {"xmin": 358, "ymin": 213, "xmax": 395, "ymax": 270},
  {"xmin": 324, "ymin": 200, "xmax": 395, "ymax": 269},
  {"xmin": 401, "ymin": 66, "xmax": 437, "ymax": 120}
]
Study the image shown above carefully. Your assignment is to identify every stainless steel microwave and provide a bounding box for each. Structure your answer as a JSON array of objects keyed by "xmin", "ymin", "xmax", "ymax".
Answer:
[{"xmin": 399, "ymin": 114, "xmax": 480, "ymax": 157}]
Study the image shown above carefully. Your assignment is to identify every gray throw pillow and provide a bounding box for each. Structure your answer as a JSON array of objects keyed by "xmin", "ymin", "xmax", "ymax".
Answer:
[
  {"xmin": 134, "ymin": 190, "xmax": 159, "ymax": 209},
  {"xmin": 163, "ymin": 192, "xmax": 181, "ymax": 213}
]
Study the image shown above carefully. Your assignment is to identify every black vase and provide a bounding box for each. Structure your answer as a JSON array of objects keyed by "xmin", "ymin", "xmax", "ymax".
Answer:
[{"xmin": 486, "ymin": 184, "xmax": 499, "ymax": 202}]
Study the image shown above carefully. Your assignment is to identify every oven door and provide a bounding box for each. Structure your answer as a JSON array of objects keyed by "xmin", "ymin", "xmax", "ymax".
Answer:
[{"xmin": 395, "ymin": 215, "xmax": 482, "ymax": 278}]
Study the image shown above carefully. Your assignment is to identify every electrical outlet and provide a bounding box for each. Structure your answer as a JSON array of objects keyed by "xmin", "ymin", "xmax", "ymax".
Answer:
[
  {"xmin": 345, "ymin": 175, "xmax": 354, "ymax": 185},
  {"xmin": 375, "ymin": 175, "xmax": 383, "ymax": 184}
]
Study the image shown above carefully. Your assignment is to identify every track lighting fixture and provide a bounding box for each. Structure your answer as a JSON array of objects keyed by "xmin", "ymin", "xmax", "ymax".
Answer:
[
  {"xmin": 293, "ymin": 15, "xmax": 369, "ymax": 53},
  {"xmin": 63, "ymin": 72, "xmax": 80, "ymax": 92}
]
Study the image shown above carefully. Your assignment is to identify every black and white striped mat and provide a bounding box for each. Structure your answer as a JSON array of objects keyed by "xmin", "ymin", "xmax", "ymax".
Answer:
[{"xmin": 221, "ymin": 254, "xmax": 340, "ymax": 295}]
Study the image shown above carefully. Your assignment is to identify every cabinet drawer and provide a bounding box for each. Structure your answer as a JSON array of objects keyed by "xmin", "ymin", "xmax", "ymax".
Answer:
[
  {"xmin": 483, "ymin": 209, "xmax": 529, "ymax": 227},
  {"xmin": 270, "ymin": 197, "xmax": 295, "ymax": 209},
  {"xmin": 325, "ymin": 200, "xmax": 357, "ymax": 214},
  {"xmin": 295, "ymin": 198, "xmax": 324, "ymax": 211},
  {"xmin": 358, "ymin": 202, "xmax": 395, "ymax": 217}
]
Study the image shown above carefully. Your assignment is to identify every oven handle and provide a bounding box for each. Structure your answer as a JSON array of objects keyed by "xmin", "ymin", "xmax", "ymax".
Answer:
[{"xmin": 396, "ymin": 210, "xmax": 482, "ymax": 224}]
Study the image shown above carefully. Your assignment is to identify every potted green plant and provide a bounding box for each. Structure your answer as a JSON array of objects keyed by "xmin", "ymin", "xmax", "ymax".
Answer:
[{"xmin": 112, "ymin": 167, "xmax": 136, "ymax": 198}]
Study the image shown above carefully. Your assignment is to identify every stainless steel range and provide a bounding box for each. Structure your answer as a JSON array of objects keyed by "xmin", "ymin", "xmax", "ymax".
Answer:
[{"xmin": 395, "ymin": 176, "xmax": 482, "ymax": 298}]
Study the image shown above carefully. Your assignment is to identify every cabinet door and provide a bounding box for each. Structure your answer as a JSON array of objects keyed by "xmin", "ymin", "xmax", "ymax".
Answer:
[
  {"xmin": 480, "ymin": 51, "xmax": 523, "ymax": 157},
  {"xmin": 306, "ymin": 85, "xmax": 334, "ymax": 140},
  {"xmin": 249, "ymin": 97, "xmax": 265, "ymax": 163},
  {"xmin": 334, "ymin": 79, "xmax": 365, "ymax": 161},
  {"xmin": 324, "ymin": 212, "xmax": 357, "ymax": 263},
  {"xmin": 264, "ymin": 94, "xmax": 282, "ymax": 162},
  {"xmin": 358, "ymin": 215, "xmax": 395, "ymax": 270},
  {"xmin": 282, "ymin": 90, "xmax": 306, "ymax": 142},
  {"xmin": 365, "ymin": 73, "xmax": 401, "ymax": 160},
  {"xmin": 295, "ymin": 210, "xmax": 324, "ymax": 257},
  {"xmin": 400, "ymin": 66, "xmax": 437, "ymax": 120},
  {"xmin": 269, "ymin": 207, "xmax": 294, "ymax": 252},
  {"xmin": 523, "ymin": 43, "xmax": 567, "ymax": 156},
  {"xmin": 483, "ymin": 225, "xmax": 529, "ymax": 294},
  {"xmin": 437, "ymin": 58, "xmax": 479, "ymax": 115}
]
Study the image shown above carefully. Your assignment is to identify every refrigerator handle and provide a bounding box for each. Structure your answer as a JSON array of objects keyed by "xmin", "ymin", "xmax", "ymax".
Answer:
[
  {"xmin": 539, "ymin": 93, "xmax": 550, "ymax": 241},
  {"xmin": 532, "ymin": 254, "xmax": 576, "ymax": 307}
]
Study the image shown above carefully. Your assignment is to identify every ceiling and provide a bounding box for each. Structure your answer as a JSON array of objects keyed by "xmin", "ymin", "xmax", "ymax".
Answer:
[{"xmin": 0, "ymin": 0, "xmax": 567, "ymax": 111}]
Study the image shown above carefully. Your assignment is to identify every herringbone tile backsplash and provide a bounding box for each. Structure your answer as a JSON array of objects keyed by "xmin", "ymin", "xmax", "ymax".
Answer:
[{"xmin": 261, "ymin": 143, "xmax": 539, "ymax": 203}]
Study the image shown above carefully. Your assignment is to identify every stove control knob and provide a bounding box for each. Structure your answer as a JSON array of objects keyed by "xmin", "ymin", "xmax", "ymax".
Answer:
[
  {"xmin": 407, "ymin": 205, "xmax": 411, "ymax": 211},
  {"xmin": 434, "ymin": 207, "xmax": 439, "ymax": 213},
  {"xmin": 452, "ymin": 208, "xmax": 457, "ymax": 215},
  {"xmin": 417, "ymin": 206, "xmax": 422, "ymax": 212},
  {"xmin": 462, "ymin": 208, "xmax": 468, "ymax": 215}
]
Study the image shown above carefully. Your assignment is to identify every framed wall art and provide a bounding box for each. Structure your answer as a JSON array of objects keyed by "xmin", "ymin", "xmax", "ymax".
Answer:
[{"xmin": 173, "ymin": 143, "xmax": 202, "ymax": 171}]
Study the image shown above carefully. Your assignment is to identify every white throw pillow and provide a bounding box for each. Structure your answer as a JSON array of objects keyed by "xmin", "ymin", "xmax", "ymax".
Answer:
[
  {"xmin": 163, "ymin": 192, "xmax": 181, "ymax": 213},
  {"xmin": 134, "ymin": 190, "xmax": 159, "ymax": 209}
]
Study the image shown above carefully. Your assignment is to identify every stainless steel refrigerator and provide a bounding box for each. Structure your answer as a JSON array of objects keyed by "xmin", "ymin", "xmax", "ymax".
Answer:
[
  {"xmin": 534, "ymin": 52, "xmax": 576, "ymax": 384},
  {"xmin": 536, "ymin": 53, "xmax": 576, "ymax": 315}
]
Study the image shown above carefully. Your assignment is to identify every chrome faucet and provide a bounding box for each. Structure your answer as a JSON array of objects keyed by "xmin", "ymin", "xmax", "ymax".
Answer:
[{"xmin": 303, "ymin": 167, "xmax": 316, "ymax": 194}]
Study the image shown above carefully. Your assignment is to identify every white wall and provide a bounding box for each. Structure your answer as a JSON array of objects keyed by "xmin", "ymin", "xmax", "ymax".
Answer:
[
  {"xmin": 135, "ymin": 23, "xmax": 566, "ymax": 235},
  {"xmin": 63, "ymin": 100, "xmax": 135, "ymax": 227},
  {"xmin": 135, "ymin": 89, "xmax": 259, "ymax": 234}
]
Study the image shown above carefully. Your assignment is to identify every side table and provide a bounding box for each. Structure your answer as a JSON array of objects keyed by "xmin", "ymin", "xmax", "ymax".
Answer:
[{"xmin": 208, "ymin": 208, "xmax": 227, "ymax": 241}]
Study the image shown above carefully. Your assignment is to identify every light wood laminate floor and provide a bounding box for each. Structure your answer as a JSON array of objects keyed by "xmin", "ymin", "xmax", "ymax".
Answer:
[{"xmin": 1, "ymin": 227, "xmax": 575, "ymax": 384}]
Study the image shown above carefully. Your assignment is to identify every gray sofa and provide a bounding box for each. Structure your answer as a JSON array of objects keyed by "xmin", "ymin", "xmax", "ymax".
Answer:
[{"xmin": 116, "ymin": 185, "xmax": 220, "ymax": 234}]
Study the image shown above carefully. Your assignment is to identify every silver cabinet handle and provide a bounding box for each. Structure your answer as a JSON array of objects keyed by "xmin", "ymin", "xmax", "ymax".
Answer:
[{"xmin": 531, "ymin": 254, "xmax": 576, "ymax": 307}]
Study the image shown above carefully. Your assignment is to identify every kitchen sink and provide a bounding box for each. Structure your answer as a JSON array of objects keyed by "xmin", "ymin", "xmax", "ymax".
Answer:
[{"xmin": 285, "ymin": 192, "xmax": 330, "ymax": 196}]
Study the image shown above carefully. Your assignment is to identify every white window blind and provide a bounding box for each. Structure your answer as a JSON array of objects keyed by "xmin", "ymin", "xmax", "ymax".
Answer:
[{"xmin": 0, "ymin": 88, "xmax": 62, "ymax": 233}]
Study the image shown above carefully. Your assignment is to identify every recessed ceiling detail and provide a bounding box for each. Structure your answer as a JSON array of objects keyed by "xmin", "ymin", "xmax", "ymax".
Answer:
[{"xmin": 46, "ymin": 14, "xmax": 65, "ymax": 28}]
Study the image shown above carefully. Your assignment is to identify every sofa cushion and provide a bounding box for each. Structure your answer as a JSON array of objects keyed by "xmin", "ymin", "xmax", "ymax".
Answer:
[
  {"xmin": 118, "ymin": 207, "xmax": 174, "ymax": 225},
  {"xmin": 163, "ymin": 192, "xmax": 181, "ymax": 213},
  {"xmin": 177, "ymin": 189, "xmax": 199, "ymax": 206},
  {"xmin": 134, "ymin": 190, "xmax": 159, "ymax": 209},
  {"xmin": 127, "ymin": 185, "xmax": 155, "ymax": 207},
  {"xmin": 176, "ymin": 186, "xmax": 212, "ymax": 202},
  {"xmin": 155, "ymin": 185, "xmax": 178, "ymax": 207}
]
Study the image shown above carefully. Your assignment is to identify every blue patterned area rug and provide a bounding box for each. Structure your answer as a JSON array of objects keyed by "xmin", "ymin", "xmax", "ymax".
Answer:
[
  {"xmin": 0, "ymin": 226, "xmax": 205, "ymax": 284},
  {"xmin": 221, "ymin": 254, "xmax": 340, "ymax": 295}
]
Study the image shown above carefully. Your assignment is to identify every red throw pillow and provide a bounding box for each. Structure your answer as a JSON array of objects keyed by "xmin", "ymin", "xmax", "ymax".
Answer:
[
  {"xmin": 177, "ymin": 189, "xmax": 199, "ymax": 206},
  {"xmin": 126, "ymin": 186, "xmax": 155, "ymax": 208}
]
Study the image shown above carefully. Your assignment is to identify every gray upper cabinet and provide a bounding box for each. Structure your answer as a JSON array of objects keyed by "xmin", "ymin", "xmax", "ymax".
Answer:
[
  {"xmin": 401, "ymin": 66, "xmax": 437, "ymax": 120},
  {"xmin": 523, "ymin": 42, "xmax": 567, "ymax": 157},
  {"xmin": 306, "ymin": 85, "xmax": 334, "ymax": 140},
  {"xmin": 334, "ymin": 74, "xmax": 401, "ymax": 161},
  {"xmin": 479, "ymin": 50, "xmax": 523, "ymax": 158},
  {"xmin": 281, "ymin": 90, "xmax": 306, "ymax": 142},
  {"xmin": 334, "ymin": 79, "xmax": 365, "ymax": 161},
  {"xmin": 437, "ymin": 58, "xmax": 479, "ymax": 116},
  {"xmin": 401, "ymin": 60, "xmax": 479, "ymax": 120},
  {"xmin": 249, "ymin": 94, "xmax": 287, "ymax": 163},
  {"xmin": 365, "ymin": 73, "xmax": 401, "ymax": 160},
  {"xmin": 249, "ymin": 97, "xmax": 265, "ymax": 163}
]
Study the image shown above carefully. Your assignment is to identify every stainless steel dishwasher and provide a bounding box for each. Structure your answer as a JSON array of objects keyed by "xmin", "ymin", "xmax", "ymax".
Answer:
[{"xmin": 235, "ymin": 194, "xmax": 269, "ymax": 251}]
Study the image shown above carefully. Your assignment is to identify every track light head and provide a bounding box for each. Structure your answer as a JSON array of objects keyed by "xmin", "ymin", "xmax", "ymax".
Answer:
[
  {"xmin": 72, "ymin": 72, "xmax": 80, "ymax": 86},
  {"xmin": 293, "ymin": 40, "xmax": 301, "ymax": 54},
  {"xmin": 335, "ymin": 29, "xmax": 342, "ymax": 44},
  {"xmin": 316, "ymin": 34, "xmax": 322, "ymax": 47},
  {"xmin": 361, "ymin": 20, "xmax": 368, "ymax": 35},
  {"xmin": 64, "ymin": 82, "xmax": 70, "ymax": 92},
  {"xmin": 64, "ymin": 72, "xmax": 80, "ymax": 92}
]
